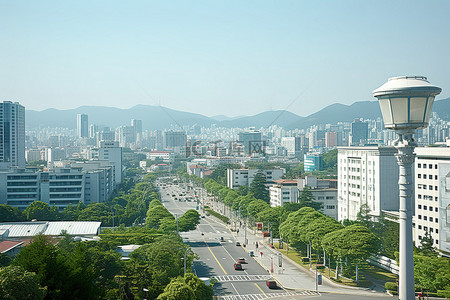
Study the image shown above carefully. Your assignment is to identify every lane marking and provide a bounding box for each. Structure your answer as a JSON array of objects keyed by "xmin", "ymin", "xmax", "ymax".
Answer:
[
  {"xmin": 253, "ymin": 282, "xmax": 266, "ymax": 296},
  {"xmin": 204, "ymin": 238, "xmax": 227, "ymax": 275}
]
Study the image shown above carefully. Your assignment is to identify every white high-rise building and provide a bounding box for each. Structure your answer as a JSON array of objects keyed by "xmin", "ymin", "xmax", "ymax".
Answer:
[
  {"xmin": 337, "ymin": 146, "xmax": 399, "ymax": 221},
  {"xmin": 98, "ymin": 141, "xmax": 122, "ymax": 184},
  {"xmin": 0, "ymin": 101, "xmax": 25, "ymax": 169},
  {"xmin": 269, "ymin": 179, "xmax": 299, "ymax": 207},
  {"xmin": 414, "ymin": 146, "xmax": 450, "ymax": 257},
  {"xmin": 77, "ymin": 114, "xmax": 89, "ymax": 138}
]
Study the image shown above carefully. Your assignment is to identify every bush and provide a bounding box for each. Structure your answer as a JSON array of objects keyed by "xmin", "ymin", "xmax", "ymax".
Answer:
[
  {"xmin": 316, "ymin": 265, "xmax": 325, "ymax": 270},
  {"xmin": 205, "ymin": 208, "xmax": 229, "ymax": 224},
  {"xmin": 385, "ymin": 282, "xmax": 398, "ymax": 291},
  {"xmin": 301, "ymin": 257, "xmax": 310, "ymax": 262}
]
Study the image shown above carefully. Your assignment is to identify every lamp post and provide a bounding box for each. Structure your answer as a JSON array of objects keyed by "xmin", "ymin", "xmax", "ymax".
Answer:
[{"xmin": 373, "ymin": 76, "xmax": 441, "ymax": 300}]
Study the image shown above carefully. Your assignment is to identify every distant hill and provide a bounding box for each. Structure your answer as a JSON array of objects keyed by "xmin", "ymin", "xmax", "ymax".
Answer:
[{"xmin": 25, "ymin": 98, "xmax": 450, "ymax": 130}]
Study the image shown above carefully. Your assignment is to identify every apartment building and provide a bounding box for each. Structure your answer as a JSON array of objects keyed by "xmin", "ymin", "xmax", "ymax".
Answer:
[
  {"xmin": 414, "ymin": 146, "xmax": 450, "ymax": 257},
  {"xmin": 337, "ymin": 146, "xmax": 399, "ymax": 221}
]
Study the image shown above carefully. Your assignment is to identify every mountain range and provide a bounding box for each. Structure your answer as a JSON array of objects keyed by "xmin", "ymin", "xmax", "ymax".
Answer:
[{"xmin": 26, "ymin": 98, "xmax": 450, "ymax": 131}]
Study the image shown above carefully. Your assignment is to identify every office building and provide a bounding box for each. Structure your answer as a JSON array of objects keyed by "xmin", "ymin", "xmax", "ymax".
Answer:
[
  {"xmin": 298, "ymin": 176, "xmax": 338, "ymax": 220},
  {"xmin": 0, "ymin": 101, "xmax": 25, "ymax": 169},
  {"xmin": 227, "ymin": 168, "xmax": 285, "ymax": 189},
  {"xmin": 304, "ymin": 153, "xmax": 323, "ymax": 172},
  {"xmin": 414, "ymin": 146, "xmax": 450, "ymax": 257},
  {"xmin": 350, "ymin": 119, "xmax": 368, "ymax": 146},
  {"xmin": 77, "ymin": 114, "xmax": 89, "ymax": 138},
  {"xmin": 269, "ymin": 179, "xmax": 299, "ymax": 207},
  {"xmin": 238, "ymin": 130, "xmax": 263, "ymax": 155},
  {"xmin": 337, "ymin": 146, "xmax": 399, "ymax": 221},
  {"xmin": 98, "ymin": 141, "xmax": 122, "ymax": 184},
  {"xmin": 163, "ymin": 131, "xmax": 187, "ymax": 148}
]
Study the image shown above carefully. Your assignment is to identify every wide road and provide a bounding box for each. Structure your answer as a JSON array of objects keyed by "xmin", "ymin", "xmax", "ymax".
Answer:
[{"xmin": 158, "ymin": 179, "xmax": 304, "ymax": 299}]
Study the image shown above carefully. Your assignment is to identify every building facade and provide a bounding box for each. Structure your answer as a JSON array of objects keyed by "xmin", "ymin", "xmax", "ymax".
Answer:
[
  {"xmin": 0, "ymin": 101, "xmax": 25, "ymax": 169},
  {"xmin": 227, "ymin": 168, "xmax": 285, "ymax": 189},
  {"xmin": 414, "ymin": 146, "xmax": 450, "ymax": 257},
  {"xmin": 304, "ymin": 153, "xmax": 323, "ymax": 172},
  {"xmin": 77, "ymin": 114, "xmax": 89, "ymax": 138},
  {"xmin": 269, "ymin": 179, "xmax": 299, "ymax": 207},
  {"xmin": 337, "ymin": 146, "xmax": 399, "ymax": 221}
]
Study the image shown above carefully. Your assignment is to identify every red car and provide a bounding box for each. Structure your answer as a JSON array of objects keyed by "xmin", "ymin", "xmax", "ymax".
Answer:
[
  {"xmin": 234, "ymin": 263, "xmax": 243, "ymax": 270},
  {"xmin": 266, "ymin": 280, "xmax": 277, "ymax": 289}
]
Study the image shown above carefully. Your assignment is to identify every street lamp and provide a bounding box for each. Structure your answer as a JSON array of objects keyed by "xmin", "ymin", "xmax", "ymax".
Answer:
[{"xmin": 373, "ymin": 76, "xmax": 441, "ymax": 300}]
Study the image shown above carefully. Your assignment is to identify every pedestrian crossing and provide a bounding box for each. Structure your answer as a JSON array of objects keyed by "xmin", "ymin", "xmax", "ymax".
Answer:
[
  {"xmin": 219, "ymin": 291, "xmax": 319, "ymax": 300},
  {"xmin": 213, "ymin": 275, "xmax": 272, "ymax": 282}
]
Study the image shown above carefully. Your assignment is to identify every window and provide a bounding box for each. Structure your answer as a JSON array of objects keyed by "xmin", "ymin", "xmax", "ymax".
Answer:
[
  {"xmin": 429, "ymin": 185, "xmax": 433, "ymax": 190},
  {"xmin": 436, "ymin": 229, "xmax": 439, "ymax": 233},
  {"xmin": 424, "ymin": 226, "xmax": 428, "ymax": 231},
  {"xmin": 429, "ymin": 164, "xmax": 432, "ymax": 169},
  {"xmin": 430, "ymin": 228, "xmax": 433, "ymax": 232},
  {"xmin": 418, "ymin": 184, "xmax": 422, "ymax": 189},
  {"xmin": 430, "ymin": 217, "xmax": 433, "ymax": 222},
  {"xmin": 424, "ymin": 205, "xmax": 427, "ymax": 210},
  {"xmin": 423, "ymin": 164, "xmax": 427, "ymax": 169},
  {"xmin": 435, "ymin": 207, "xmax": 438, "ymax": 212},
  {"xmin": 418, "ymin": 205, "xmax": 422, "ymax": 209},
  {"xmin": 435, "ymin": 218, "xmax": 438, "ymax": 223},
  {"xmin": 429, "ymin": 175, "xmax": 433, "ymax": 179},
  {"xmin": 435, "ymin": 164, "xmax": 438, "ymax": 169},
  {"xmin": 418, "ymin": 164, "xmax": 421, "ymax": 168},
  {"xmin": 418, "ymin": 215, "xmax": 422, "ymax": 219},
  {"xmin": 436, "ymin": 240, "xmax": 439, "ymax": 244},
  {"xmin": 435, "ymin": 175, "xmax": 438, "ymax": 180},
  {"xmin": 419, "ymin": 235, "xmax": 422, "ymax": 240},
  {"xmin": 418, "ymin": 225, "xmax": 422, "ymax": 229},
  {"xmin": 418, "ymin": 194, "xmax": 422, "ymax": 199},
  {"xmin": 424, "ymin": 216, "xmax": 427, "ymax": 221},
  {"xmin": 435, "ymin": 197, "xmax": 438, "ymax": 201},
  {"xmin": 418, "ymin": 174, "xmax": 421, "ymax": 178},
  {"xmin": 429, "ymin": 206, "xmax": 433, "ymax": 211},
  {"xmin": 435, "ymin": 186, "xmax": 438, "ymax": 191}
]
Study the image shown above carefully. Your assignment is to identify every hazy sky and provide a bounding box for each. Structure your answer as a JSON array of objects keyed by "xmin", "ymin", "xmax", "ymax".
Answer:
[{"xmin": 1, "ymin": 1, "xmax": 449, "ymax": 117}]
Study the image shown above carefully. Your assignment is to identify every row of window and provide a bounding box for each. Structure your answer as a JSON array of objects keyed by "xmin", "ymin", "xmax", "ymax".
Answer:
[
  {"xmin": 417, "ymin": 194, "xmax": 438, "ymax": 201},
  {"xmin": 417, "ymin": 225, "xmax": 438, "ymax": 234},
  {"xmin": 418, "ymin": 205, "xmax": 438, "ymax": 212},
  {"xmin": 418, "ymin": 174, "xmax": 438, "ymax": 180},
  {"xmin": 417, "ymin": 184, "xmax": 438, "ymax": 191},
  {"xmin": 418, "ymin": 163, "xmax": 438, "ymax": 169},
  {"xmin": 417, "ymin": 215, "xmax": 438, "ymax": 222}
]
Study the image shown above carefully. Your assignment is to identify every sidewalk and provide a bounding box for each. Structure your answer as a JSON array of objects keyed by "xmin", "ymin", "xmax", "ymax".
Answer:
[{"xmin": 231, "ymin": 225, "xmax": 391, "ymax": 297}]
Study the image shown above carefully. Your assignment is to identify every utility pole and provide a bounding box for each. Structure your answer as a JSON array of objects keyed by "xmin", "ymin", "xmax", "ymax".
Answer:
[{"xmin": 176, "ymin": 214, "xmax": 179, "ymax": 237}]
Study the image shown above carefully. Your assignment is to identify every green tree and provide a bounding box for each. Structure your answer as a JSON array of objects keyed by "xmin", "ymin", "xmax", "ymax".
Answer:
[
  {"xmin": 0, "ymin": 265, "xmax": 46, "ymax": 300},
  {"xmin": 178, "ymin": 209, "xmax": 200, "ymax": 231},
  {"xmin": 255, "ymin": 206, "xmax": 286, "ymax": 237},
  {"xmin": 24, "ymin": 201, "xmax": 59, "ymax": 221},
  {"xmin": 157, "ymin": 277, "xmax": 195, "ymax": 300},
  {"xmin": 298, "ymin": 187, "xmax": 322, "ymax": 210},
  {"xmin": 414, "ymin": 252, "xmax": 450, "ymax": 293},
  {"xmin": 283, "ymin": 202, "xmax": 303, "ymax": 212},
  {"xmin": 0, "ymin": 204, "xmax": 25, "ymax": 222},
  {"xmin": 78, "ymin": 203, "xmax": 113, "ymax": 226},
  {"xmin": 420, "ymin": 230, "xmax": 435, "ymax": 252},
  {"xmin": 249, "ymin": 171, "xmax": 269, "ymax": 203},
  {"xmin": 247, "ymin": 199, "xmax": 270, "ymax": 219},
  {"xmin": 12, "ymin": 235, "xmax": 69, "ymax": 299},
  {"xmin": 183, "ymin": 273, "xmax": 213, "ymax": 300}
]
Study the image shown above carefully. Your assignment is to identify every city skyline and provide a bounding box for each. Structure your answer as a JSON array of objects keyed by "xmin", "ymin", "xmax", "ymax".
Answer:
[{"xmin": 1, "ymin": 1, "xmax": 450, "ymax": 117}]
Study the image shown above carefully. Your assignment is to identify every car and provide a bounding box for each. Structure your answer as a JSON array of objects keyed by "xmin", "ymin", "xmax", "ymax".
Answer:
[
  {"xmin": 234, "ymin": 263, "xmax": 243, "ymax": 270},
  {"xmin": 235, "ymin": 241, "xmax": 241, "ymax": 246},
  {"xmin": 238, "ymin": 258, "xmax": 246, "ymax": 264},
  {"xmin": 220, "ymin": 237, "xmax": 224, "ymax": 241},
  {"xmin": 266, "ymin": 280, "xmax": 277, "ymax": 289},
  {"xmin": 201, "ymin": 215, "xmax": 205, "ymax": 218}
]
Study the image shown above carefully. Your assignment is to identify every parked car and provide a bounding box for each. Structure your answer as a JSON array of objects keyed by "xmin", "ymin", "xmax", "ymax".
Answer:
[
  {"xmin": 235, "ymin": 241, "xmax": 240, "ymax": 246},
  {"xmin": 234, "ymin": 263, "xmax": 243, "ymax": 270},
  {"xmin": 220, "ymin": 237, "xmax": 224, "ymax": 242},
  {"xmin": 266, "ymin": 280, "xmax": 277, "ymax": 289},
  {"xmin": 238, "ymin": 258, "xmax": 246, "ymax": 264}
]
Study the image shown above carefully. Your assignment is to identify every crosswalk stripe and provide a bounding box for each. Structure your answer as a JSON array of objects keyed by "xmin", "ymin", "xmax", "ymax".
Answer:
[{"xmin": 219, "ymin": 291, "xmax": 320, "ymax": 299}]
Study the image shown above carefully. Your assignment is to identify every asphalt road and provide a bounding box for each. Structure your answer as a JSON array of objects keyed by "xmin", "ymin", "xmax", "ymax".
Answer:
[{"xmin": 158, "ymin": 181, "xmax": 295, "ymax": 298}]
